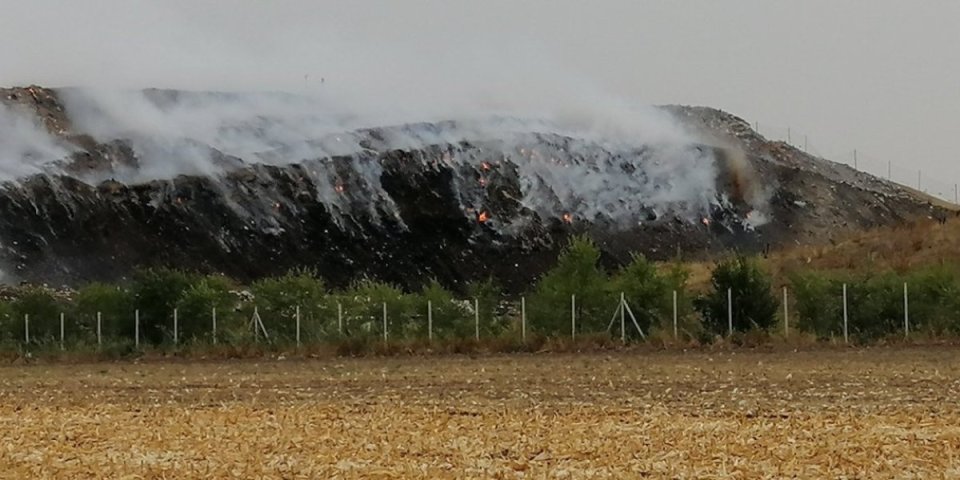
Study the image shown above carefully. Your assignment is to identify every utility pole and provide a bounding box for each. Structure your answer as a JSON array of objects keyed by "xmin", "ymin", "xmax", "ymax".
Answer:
[{"xmin": 853, "ymin": 149, "xmax": 858, "ymax": 170}]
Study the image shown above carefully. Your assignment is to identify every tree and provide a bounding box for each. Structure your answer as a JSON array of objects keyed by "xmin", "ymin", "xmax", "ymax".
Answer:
[
  {"xmin": 529, "ymin": 235, "xmax": 611, "ymax": 335},
  {"xmin": 608, "ymin": 253, "xmax": 672, "ymax": 336},
  {"xmin": 695, "ymin": 256, "xmax": 779, "ymax": 335}
]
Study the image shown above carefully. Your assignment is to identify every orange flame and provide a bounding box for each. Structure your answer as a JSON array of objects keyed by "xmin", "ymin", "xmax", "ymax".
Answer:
[
  {"xmin": 702, "ymin": 217, "xmax": 711, "ymax": 226},
  {"xmin": 478, "ymin": 211, "xmax": 490, "ymax": 223},
  {"xmin": 562, "ymin": 213, "xmax": 573, "ymax": 224},
  {"xmin": 335, "ymin": 184, "xmax": 345, "ymax": 193},
  {"xmin": 480, "ymin": 161, "xmax": 491, "ymax": 171}
]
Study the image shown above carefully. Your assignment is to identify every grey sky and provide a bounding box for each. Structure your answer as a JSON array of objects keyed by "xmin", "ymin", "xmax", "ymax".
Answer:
[{"xmin": 2, "ymin": 1, "xmax": 959, "ymax": 196}]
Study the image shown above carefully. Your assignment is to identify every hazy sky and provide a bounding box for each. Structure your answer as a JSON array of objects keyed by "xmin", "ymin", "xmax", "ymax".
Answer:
[{"xmin": 2, "ymin": 1, "xmax": 959, "ymax": 196}]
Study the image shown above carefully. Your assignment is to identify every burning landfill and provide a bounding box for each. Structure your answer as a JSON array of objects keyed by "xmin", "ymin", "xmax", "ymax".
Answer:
[{"xmin": 0, "ymin": 86, "xmax": 944, "ymax": 292}]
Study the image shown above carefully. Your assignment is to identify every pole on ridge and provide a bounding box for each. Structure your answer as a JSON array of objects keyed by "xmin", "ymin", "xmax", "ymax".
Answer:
[
  {"xmin": 173, "ymin": 308, "xmax": 179, "ymax": 345},
  {"xmin": 135, "ymin": 309, "xmax": 140, "ymax": 348},
  {"xmin": 97, "ymin": 312, "xmax": 102, "ymax": 347},
  {"xmin": 382, "ymin": 302, "xmax": 388, "ymax": 343},
  {"xmin": 59, "ymin": 313, "xmax": 65, "ymax": 351},
  {"xmin": 24, "ymin": 314, "xmax": 29, "ymax": 344},
  {"xmin": 212, "ymin": 307, "xmax": 218, "ymax": 345}
]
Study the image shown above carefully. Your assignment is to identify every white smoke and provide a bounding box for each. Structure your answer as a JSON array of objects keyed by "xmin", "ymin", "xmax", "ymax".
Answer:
[{"xmin": 0, "ymin": 102, "xmax": 71, "ymax": 181}]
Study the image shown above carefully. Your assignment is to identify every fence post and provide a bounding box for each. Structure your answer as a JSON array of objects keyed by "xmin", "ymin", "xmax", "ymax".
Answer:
[
  {"xmin": 474, "ymin": 298, "xmax": 480, "ymax": 342},
  {"xmin": 382, "ymin": 302, "xmax": 388, "ymax": 343},
  {"xmin": 59, "ymin": 313, "xmax": 65, "ymax": 351},
  {"xmin": 427, "ymin": 300, "xmax": 433, "ymax": 342},
  {"xmin": 24, "ymin": 314, "xmax": 29, "ymax": 344},
  {"xmin": 295, "ymin": 305, "xmax": 301, "ymax": 347},
  {"xmin": 727, "ymin": 288, "xmax": 733, "ymax": 337},
  {"xmin": 783, "ymin": 286, "xmax": 789, "ymax": 337},
  {"xmin": 904, "ymin": 282, "xmax": 910, "ymax": 337},
  {"xmin": 672, "ymin": 290, "xmax": 678, "ymax": 340},
  {"xmin": 97, "ymin": 312, "xmax": 102, "ymax": 347},
  {"xmin": 842, "ymin": 283, "xmax": 849, "ymax": 344},
  {"xmin": 135, "ymin": 309, "xmax": 140, "ymax": 348},
  {"xmin": 521, "ymin": 296, "xmax": 527, "ymax": 342},
  {"xmin": 212, "ymin": 307, "xmax": 217, "ymax": 345},
  {"xmin": 337, "ymin": 302, "xmax": 343, "ymax": 335},
  {"xmin": 173, "ymin": 308, "xmax": 179, "ymax": 346},
  {"xmin": 620, "ymin": 292, "xmax": 626, "ymax": 343},
  {"xmin": 571, "ymin": 294, "xmax": 576, "ymax": 341}
]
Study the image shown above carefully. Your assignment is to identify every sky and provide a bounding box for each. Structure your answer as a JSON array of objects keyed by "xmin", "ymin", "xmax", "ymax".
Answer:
[{"xmin": 1, "ymin": 0, "xmax": 959, "ymax": 196}]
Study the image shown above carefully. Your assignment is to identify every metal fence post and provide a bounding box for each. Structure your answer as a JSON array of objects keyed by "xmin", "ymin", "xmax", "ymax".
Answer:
[
  {"xmin": 842, "ymin": 283, "xmax": 849, "ymax": 344},
  {"xmin": 135, "ymin": 309, "xmax": 140, "ymax": 348},
  {"xmin": 382, "ymin": 302, "xmax": 388, "ymax": 343},
  {"xmin": 783, "ymin": 286, "xmax": 789, "ymax": 337},
  {"xmin": 672, "ymin": 290, "xmax": 678, "ymax": 340},
  {"xmin": 24, "ymin": 314, "xmax": 29, "ymax": 344},
  {"xmin": 427, "ymin": 300, "xmax": 433, "ymax": 342},
  {"xmin": 474, "ymin": 298, "xmax": 480, "ymax": 342},
  {"xmin": 295, "ymin": 305, "xmax": 301, "ymax": 347},
  {"xmin": 727, "ymin": 288, "xmax": 733, "ymax": 337},
  {"xmin": 59, "ymin": 313, "xmax": 65, "ymax": 350},
  {"xmin": 97, "ymin": 312, "xmax": 102, "ymax": 347},
  {"xmin": 173, "ymin": 308, "xmax": 179, "ymax": 345},
  {"xmin": 521, "ymin": 296, "xmax": 527, "ymax": 342},
  {"xmin": 212, "ymin": 307, "xmax": 217, "ymax": 345},
  {"xmin": 337, "ymin": 302, "xmax": 343, "ymax": 335},
  {"xmin": 571, "ymin": 294, "xmax": 576, "ymax": 341},
  {"xmin": 904, "ymin": 282, "xmax": 910, "ymax": 337}
]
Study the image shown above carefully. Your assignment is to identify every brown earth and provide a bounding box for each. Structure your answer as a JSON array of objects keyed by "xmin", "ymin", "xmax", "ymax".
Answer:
[{"xmin": 0, "ymin": 348, "xmax": 958, "ymax": 478}]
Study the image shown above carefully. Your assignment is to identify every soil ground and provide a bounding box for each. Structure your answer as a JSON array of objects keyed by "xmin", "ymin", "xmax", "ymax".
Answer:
[{"xmin": 1, "ymin": 347, "xmax": 958, "ymax": 478}]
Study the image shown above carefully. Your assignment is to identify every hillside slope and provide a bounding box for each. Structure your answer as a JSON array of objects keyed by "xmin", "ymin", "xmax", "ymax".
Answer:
[{"xmin": 0, "ymin": 86, "xmax": 948, "ymax": 291}]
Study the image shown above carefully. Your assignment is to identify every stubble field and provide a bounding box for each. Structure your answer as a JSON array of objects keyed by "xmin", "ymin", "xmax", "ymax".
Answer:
[{"xmin": 1, "ymin": 347, "xmax": 959, "ymax": 478}]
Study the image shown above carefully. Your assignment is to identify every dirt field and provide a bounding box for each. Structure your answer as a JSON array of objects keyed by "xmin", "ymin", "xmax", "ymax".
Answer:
[{"xmin": 1, "ymin": 348, "xmax": 959, "ymax": 478}]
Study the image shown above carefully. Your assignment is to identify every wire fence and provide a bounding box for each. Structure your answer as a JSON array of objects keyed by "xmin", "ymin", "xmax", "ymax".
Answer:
[
  {"xmin": 753, "ymin": 122, "xmax": 960, "ymax": 205},
  {"xmin": 1, "ymin": 283, "xmax": 932, "ymax": 353}
]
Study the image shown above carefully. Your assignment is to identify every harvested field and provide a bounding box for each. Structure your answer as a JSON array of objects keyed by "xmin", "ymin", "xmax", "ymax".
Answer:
[{"xmin": 1, "ymin": 348, "xmax": 959, "ymax": 478}]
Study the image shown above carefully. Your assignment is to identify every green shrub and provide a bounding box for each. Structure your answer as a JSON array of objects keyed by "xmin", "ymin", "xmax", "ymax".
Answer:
[
  {"xmin": 176, "ymin": 275, "xmax": 240, "ymax": 342},
  {"xmin": 410, "ymin": 280, "xmax": 471, "ymax": 339},
  {"xmin": 341, "ymin": 279, "xmax": 414, "ymax": 339},
  {"xmin": 11, "ymin": 287, "xmax": 64, "ymax": 343},
  {"xmin": 695, "ymin": 256, "xmax": 779, "ymax": 336},
  {"xmin": 131, "ymin": 267, "xmax": 200, "ymax": 344},
  {"xmin": 74, "ymin": 283, "xmax": 134, "ymax": 341},
  {"xmin": 529, "ymin": 235, "xmax": 612, "ymax": 336},
  {"xmin": 466, "ymin": 277, "xmax": 505, "ymax": 336},
  {"xmin": 790, "ymin": 270, "xmax": 841, "ymax": 338},
  {"xmin": 251, "ymin": 269, "xmax": 331, "ymax": 341}
]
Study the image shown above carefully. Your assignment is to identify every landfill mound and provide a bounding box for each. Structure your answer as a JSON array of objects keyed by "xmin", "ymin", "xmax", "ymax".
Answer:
[{"xmin": 0, "ymin": 86, "xmax": 945, "ymax": 292}]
